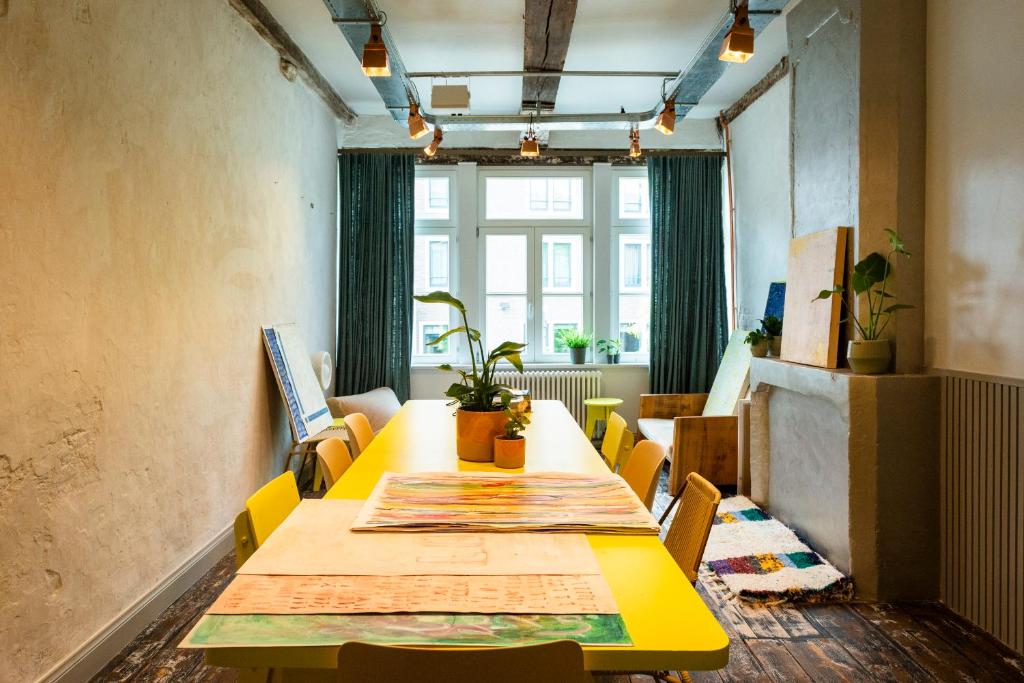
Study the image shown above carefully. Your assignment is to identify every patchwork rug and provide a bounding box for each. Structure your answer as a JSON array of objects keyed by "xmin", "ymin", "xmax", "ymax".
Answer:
[{"xmin": 702, "ymin": 496, "xmax": 853, "ymax": 604}]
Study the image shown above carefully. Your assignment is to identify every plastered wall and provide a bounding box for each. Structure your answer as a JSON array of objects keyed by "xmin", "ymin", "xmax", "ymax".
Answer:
[
  {"xmin": 924, "ymin": 0, "xmax": 1024, "ymax": 380},
  {"xmin": 0, "ymin": 2, "xmax": 338, "ymax": 680}
]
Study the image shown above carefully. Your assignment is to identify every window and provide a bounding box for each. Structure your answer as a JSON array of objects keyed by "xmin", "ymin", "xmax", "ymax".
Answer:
[
  {"xmin": 612, "ymin": 172, "xmax": 652, "ymax": 360},
  {"xmin": 420, "ymin": 323, "xmax": 449, "ymax": 354},
  {"xmin": 412, "ymin": 233, "xmax": 455, "ymax": 358},
  {"xmin": 428, "ymin": 240, "xmax": 448, "ymax": 288},
  {"xmin": 617, "ymin": 177, "xmax": 650, "ymax": 220},
  {"xmin": 484, "ymin": 176, "xmax": 585, "ymax": 221},
  {"xmin": 415, "ymin": 177, "xmax": 450, "ymax": 221}
]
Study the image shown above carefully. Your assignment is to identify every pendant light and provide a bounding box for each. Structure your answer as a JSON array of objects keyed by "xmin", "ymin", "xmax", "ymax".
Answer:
[
  {"xmin": 655, "ymin": 98, "xmax": 675, "ymax": 135},
  {"xmin": 361, "ymin": 22, "xmax": 391, "ymax": 77},
  {"xmin": 520, "ymin": 118, "xmax": 540, "ymax": 157},
  {"xmin": 629, "ymin": 127, "xmax": 642, "ymax": 158},
  {"xmin": 407, "ymin": 102, "xmax": 429, "ymax": 140},
  {"xmin": 423, "ymin": 127, "xmax": 443, "ymax": 157},
  {"xmin": 719, "ymin": 1, "xmax": 755, "ymax": 63}
]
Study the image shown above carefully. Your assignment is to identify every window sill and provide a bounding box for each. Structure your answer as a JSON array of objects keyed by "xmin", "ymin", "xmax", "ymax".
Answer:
[{"xmin": 410, "ymin": 362, "xmax": 649, "ymax": 370}]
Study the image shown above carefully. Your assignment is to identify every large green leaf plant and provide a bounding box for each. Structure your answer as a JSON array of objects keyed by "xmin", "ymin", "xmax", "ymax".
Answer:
[
  {"xmin": 813, "ymin": 229, "xmax": 914, "ymax": 341},
  {"xmin": 413, "ymin": 291, "xmax": 526, "ymax": 411}
]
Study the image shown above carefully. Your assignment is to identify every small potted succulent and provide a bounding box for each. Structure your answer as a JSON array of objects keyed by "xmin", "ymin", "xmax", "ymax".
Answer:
[
  {"xmin": 814, "ymin": 228, "xmax": 913, "ymax": 374},
  {"xmin": 745, "ymin": 329, "xmax": 769, "ymax": 358},
  {"xmin": 558, "ymin": 329, "xmax": 592, "ymax": 365},
  {"xmin": 597, "ymin": 338, "xmax": 622, "ymax": 364},
  {"xmin": 761, "ymin": 315, "xmax": 783, "ymax": 357},
  {"xmin": 494, "ymin": 394, "xmax": 530, "ymax": 469}
]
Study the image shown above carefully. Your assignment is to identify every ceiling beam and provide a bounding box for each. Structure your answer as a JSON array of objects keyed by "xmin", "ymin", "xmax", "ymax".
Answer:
[
  {"xmin": 522, "ymin": 0, "xmax": 579, "ymax": 112},
  {"xmin": 228, "ymin": 0, "xmax": 356, "ymax": 122},
  {"xmin": 720, "ymin": 56, "xmax": 790, "ymax": 124}
]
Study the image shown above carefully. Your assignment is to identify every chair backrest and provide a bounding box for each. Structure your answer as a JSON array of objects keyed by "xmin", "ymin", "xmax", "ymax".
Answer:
[
  {"xmin": 233, "ymin": 511, "xmax": 256, "ymax": 570},
  {"xmin": 245, "ymin": 471, "xmax": 300, "ymax": 546},
  {"xmin": 336, "ymin": 640, "xmax": 586, "ymax": 683},
  {"xmin": 663, "ymin": 472, "xmax": 722, "ymax": 583},
  {"xmin": 327, "ymin": 387, "xmax": 401, "ymax": 432},
  {"xmin": 600, "ymin": 411, "xmax": 634, "ymax": 470},
  {"xmin": 344, "ymin": 412, "xmax": 375, "ymax": 457},
  {"xmin": 703, "ymin": 329, "xmax": 751, "ymax": 417},
  {"xmin": 316, "ymin": 437, "xmax": 353, "ymax": 490},
  {"xmin": 620, "ymin": 440, "xmax": 666, "ymax": 510}
]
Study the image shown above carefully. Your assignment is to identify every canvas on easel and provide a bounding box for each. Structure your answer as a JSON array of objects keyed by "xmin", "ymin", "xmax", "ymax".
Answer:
[
  {"xmin": 261, "ymin": 324, "xmax": 335, "ymax": 442},
  {"xmin": 779, "ymin": 228, "xmax": 849, "ymax": 369}
]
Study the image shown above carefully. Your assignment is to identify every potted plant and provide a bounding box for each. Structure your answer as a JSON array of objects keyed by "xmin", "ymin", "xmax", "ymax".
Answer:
[
  {"xmin": 597, "ymin": 338, "xmax": 622, "ymax": 364},
  {"xmin": 494, "ymin": 394, "xmax": 531, "ymax": 469},
  {"xmin": 813, "ymin": 229, "xmax": 913, "ymax": 374},
  {"xmin": 413, "ymin": 291, "xmax": 526, "ymax": 461},
  {"xmin": 745, "ymin": 330, "xmax": 769, "ymax": 358},
  {"xmin": 761, "ymin": 315, "xmax": 783, "ymax": 357},
  {"xmin": 558, "ymin": 329, "xmax": 592, "ymax": 365}
]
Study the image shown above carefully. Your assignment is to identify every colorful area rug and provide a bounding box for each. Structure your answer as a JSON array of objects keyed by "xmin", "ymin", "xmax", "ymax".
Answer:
[{"xmin": 702, "ymin": 496, "xmax": 853, "ymax": 604}]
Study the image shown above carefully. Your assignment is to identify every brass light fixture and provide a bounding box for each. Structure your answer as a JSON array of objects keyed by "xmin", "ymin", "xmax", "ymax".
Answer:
[
  {"xmin": 520, "ymin": 119, "xmax": 540, "ymax": 157},
  {"xmin": 629, "ymin": 127, "xmax": 642, "ymax": 158},
  {"xmin": 654, "ymin": 98, "xmax": 675, "ymax": 135},
  {"xmin": 361, "ymin": 23, "xmax": 391, "ymax": 77},
  {"xmin": 719, "ymin": 1, "xmax": 755, "ymax": 63},
  {"xmin": 407, "ymin": 102, "xmax": 429, "ymax": 140},
  {"xmin": 423, "ymin": 127, "xmax": 443, "ymax": 156}
]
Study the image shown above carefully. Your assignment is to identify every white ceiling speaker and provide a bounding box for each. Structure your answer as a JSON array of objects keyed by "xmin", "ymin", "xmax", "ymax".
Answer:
[{"xmin": 431, "ymin": 85, "xmax": 471, "ymax": 114}]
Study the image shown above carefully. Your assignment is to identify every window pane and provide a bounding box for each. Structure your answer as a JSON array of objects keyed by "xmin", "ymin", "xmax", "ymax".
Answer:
[
  {"xmin": 542, "ymin": 296, "xmax": 584, "ymax": 355},
  {"xmin": 619, "ymin": 295, "xmax": 650, "ymax": 354},
  {"xmin": 623, "ymin": 244, "xmax": 641, "ymax": 287},
  {"xmin": 414, "ymin": 301, "xmax": 451, "ymax": 355},
  {"xmin": 618, "ymin": 177, "xmax": 649, "ymax": 220},
  {"xmin": 619, "ymin": 234, "xmax": 651, "ymax": 292},
  {"xmin": 541, "ymin": 234, "xmax": 582, "ymax": 293},
  {"xmin": 486, "ymin": 296, "xmax": 528, "ymax": 348},
  {"xmin": 485, "ymin": 234, "xmax": 528, "ymax": 293},
  {"xmin": 485, "ymin": 177, "xmax": 584, "ymax": 220},
  {"xmin": 428, "ymin": 240, "xmax": 449, "ymax": 288},
  {"xmin": 421, "ymin": 323, "xmax": 449, "ymax": 354},
  {"xmin": 414, "ymin": 235, "xmax": 450, "ymax": 293},
  {"xmin": 415, "ymin": 177, "xmax": 450, "ymax": 220}
]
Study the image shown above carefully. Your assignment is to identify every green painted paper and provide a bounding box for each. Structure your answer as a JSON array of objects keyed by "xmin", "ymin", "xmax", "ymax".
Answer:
[{"xmin": 182, "ymin": 613, "xmax": 631, "ymax": 648}]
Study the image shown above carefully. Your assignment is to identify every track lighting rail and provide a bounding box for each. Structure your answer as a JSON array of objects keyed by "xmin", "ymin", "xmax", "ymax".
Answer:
[{"xmin": 404, "ymin": 70, "xmax": 680, "ymax": 79}]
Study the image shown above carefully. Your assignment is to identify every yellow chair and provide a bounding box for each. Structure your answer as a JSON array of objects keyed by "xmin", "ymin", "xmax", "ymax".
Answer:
[
  {"xmin": 599, "ymin": 411, "xmax": 634, "ymax": 471},
  {"xmin": 245, "ymin": 471, "xmax": 300, "ymax": 547},
  {"xmin": 316, "ymin": 437, "xmax": 353, "ymax": 490},
  {"xmin": 344, "ymin": 411, "xmax": 375, "ymax": 457},
  {"xmin": 620, "ymin": 440, "xmax": 667, "ymax": 510},
  {"xmin": 336, "ymin": 640, "xmax": 588, "ymax": 683},
  {"xmin": 663, "ymin": 472, "xmax": 722, "ymax": 584}
]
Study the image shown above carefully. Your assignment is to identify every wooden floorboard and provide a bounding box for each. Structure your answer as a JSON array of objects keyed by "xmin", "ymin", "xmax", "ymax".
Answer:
[{"xmin": 90, "ymin": 467, "xmax": 1024, "ymax": 682}]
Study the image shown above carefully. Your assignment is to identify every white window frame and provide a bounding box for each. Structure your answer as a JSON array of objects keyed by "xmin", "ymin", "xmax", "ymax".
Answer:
[
  {"xmin": 610, "ymin": 168, "xmax": 652, "ymax": 363},
  {"xmin": 413, "ymin": 167, "xmax": 458, "ymax": 364},
  {"xmin": 415, "ymin": 168, "xmax": 456, "ymax": 227},
  {"xmin": 478, "ymin": 226, "xmax": 592, "ymax": 364},
  {"xmin": 478, "ymin": 168, "xmax": 593, "ymax": 228},
  {"xmin": 611, "ymin": 173, "xmax": 651, "ymax": 228}
]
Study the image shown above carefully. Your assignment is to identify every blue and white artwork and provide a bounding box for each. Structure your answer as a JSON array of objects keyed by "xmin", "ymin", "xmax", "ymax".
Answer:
[
  {"xmin": 763, "ymin": 282, "xmax": 786, "ymax": 322},
  {"xmin": 262, "ymin": 324, "xmax": 333, "ymax": 442}
]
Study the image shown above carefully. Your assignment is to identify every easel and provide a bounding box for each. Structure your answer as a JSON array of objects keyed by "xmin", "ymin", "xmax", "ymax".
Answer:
[{"xmin": 282, "ymin": 417, "xmax": 347, "ymax": 492}]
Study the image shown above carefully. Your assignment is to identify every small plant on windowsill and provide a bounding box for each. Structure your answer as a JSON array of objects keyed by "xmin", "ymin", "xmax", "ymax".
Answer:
[
  {"xmin": 494, "ymin": 394, "xmax": 531, "ymax": 469},
  {"xmin": 413, "ymin": 290, "xmax": 526, "ymax": 462},
  {"xmin": 596, "ymin": 338, "xmax": 622, "ymax": 364},
  {"xmin": 557, "ymin": 329, "xmax": 593, "ymax": 365},
  {"xmin": 760, "ymin": 315, "xmax": 784, "ymax": 357},
  {"xmin": 745, "ymin": 330, "xmax": 769, "ymax": 358}
]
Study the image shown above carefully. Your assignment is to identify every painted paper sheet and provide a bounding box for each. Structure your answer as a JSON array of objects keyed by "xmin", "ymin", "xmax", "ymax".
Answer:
[
  {"xmin": 208, "ymin": 574, "xmax": 618, "ymax": 615},
  {"xmin": 181, "ymin": 613, "xmax": 632, "ymax": 648},
  {"xmin": 239, "ymin": 499, "xmax": 602, "ymax": 576},
  {"xmin": 351, "ymin": 472, "xmax": 660, "ymax": 534}
]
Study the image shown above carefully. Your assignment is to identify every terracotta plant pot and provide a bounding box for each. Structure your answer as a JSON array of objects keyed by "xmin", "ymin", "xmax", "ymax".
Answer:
[
  {"xmin": 455, "ymin": 409, "xmax": 507, "ymax": 462},
  {"xmin": 494, "ymin": 436, "xmax": 526, "ymax": 469},
  {"xmin": 569, "ymin": 347, "xmax": 587, "ymax": 364},
  {"xmin": 847, "ymin": 339, "xmax": 891, "ymax": 374},
  {"xmin": 768, "ymin": 336, "xmax": 782, "ymax": 357},
  {"xmin": 750, "ymin": 341, "xmax": 768, "ymax": 358}
]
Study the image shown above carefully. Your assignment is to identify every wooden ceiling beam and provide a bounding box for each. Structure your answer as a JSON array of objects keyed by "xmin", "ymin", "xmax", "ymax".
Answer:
[{"xmin": 521, "ymin": 0, "xmax": 579, "ymax": 112}]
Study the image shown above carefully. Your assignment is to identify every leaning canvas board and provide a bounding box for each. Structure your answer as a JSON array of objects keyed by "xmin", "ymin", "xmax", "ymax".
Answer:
[
  {"xmin": 779, "ymin": 228, "xmax": 849, "ymax": 369},
  {"xmin": 703, "ymin": 330, "xmax": 751, "ymax": 417},
  {"xmin": 261, "ymin": 324, "xmax": 333, "ymax": 442}
]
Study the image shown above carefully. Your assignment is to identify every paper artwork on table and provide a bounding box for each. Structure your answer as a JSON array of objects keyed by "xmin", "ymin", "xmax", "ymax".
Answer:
[
  {"xmin": 181, "ymin": 613, "xmax": 632, "ymax": 648},
  {"xmin": 208, "ymin": 573, "xmax": 618, "ymax": 615},
  {"xmin": 238, "ymin": 499, "xmax": 602, "ymax": 576},
  {"xmin": 350, "ymin": 472, "xmax": 661, "ymax": 534}
]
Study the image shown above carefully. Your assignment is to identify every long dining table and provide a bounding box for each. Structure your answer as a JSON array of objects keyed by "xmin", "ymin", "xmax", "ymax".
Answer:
[{"xmin": 199, "ymin": 400, "xmax": 729, "ymax": 678}]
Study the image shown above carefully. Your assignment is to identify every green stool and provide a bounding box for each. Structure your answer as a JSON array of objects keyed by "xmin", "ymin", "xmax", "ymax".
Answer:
[{"xmin": 584, "ymin": 398, "xmax": 624, "ymax": 439}]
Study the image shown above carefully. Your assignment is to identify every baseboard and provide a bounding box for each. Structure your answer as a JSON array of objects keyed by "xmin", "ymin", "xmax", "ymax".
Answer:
[{"xmin": 37, "ymin": 523, "xmax": 234, "ymax": 683}]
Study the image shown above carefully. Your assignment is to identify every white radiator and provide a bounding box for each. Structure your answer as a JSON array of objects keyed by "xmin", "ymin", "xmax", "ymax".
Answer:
[{"xmin": 492, "ymin": 370, "xmax": 602, "ymax": 427}]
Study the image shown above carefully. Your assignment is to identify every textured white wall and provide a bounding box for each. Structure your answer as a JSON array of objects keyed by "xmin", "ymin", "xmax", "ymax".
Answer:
[
  {"xmin": 730, "ymin": 75, "xmax": 792, "ymax": 331},
  {"xmin": 0, "ymin": 2, "xmax": 338, "ymax": 679},
  {"xmin": 925, "ymin": 0, "xmax": 1024, "ymax": 379}
]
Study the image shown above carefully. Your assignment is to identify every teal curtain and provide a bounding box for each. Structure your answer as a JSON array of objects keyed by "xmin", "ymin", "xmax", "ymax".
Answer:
[
  {"xmin": 337, "ymin": 153, "xmax": 415, "ymax": 402},
  {"xmin": 648, "ymin": 155, "xmax": 728, "ymax": 394}
]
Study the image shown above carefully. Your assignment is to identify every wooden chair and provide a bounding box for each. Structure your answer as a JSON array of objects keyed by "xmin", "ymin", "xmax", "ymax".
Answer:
[
  {"xmin": 316, "ymin": 437, "xmax": 353, "ymax": 490},
  {"xmin": 620, "ymin": 440, "xmax": 666, "ymax": 510},
  {"xmin": 663, "ymin": 472, "xmax": 722, "ymax": 584},
  {"xmin": 232, "ymin": 471, "xmax": 301, "ymax": 569},
  {"xmin": 336, "ymin": 640, "xmax": 588, "ymax": 683},
  {"xmin": 344, "ymin": 412, "xmax": 375, "ymax": 457},
  {"xmin": 599, "ymin": 411, "xmax": 634, "ymax": 471}
]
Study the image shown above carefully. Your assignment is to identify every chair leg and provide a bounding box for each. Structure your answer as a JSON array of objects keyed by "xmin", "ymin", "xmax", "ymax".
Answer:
[
  {"xmin": 658, "ymin": 489, "xmax": 684, "ymax": 525},
  {"xmin": 585, "ymin": 408, "xmax": 599, "ymax": 439}
]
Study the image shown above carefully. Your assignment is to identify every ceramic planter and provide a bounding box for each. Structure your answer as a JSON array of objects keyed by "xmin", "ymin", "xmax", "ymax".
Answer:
[
  {"xmin": 494, "ymin": 436, "xmax": 526, "ymax": 469},
  {"xmin": 569, "ymin": 347, "xmax": 587, "ymax": 364},
  {"xmin": 768, "ymin": 336, "xmax": 782, "ymax": 357},
  {"xmin": 455, "ymin": 409, "xmax": 507, "ymax": 462},
  {"xmin": 847, "ymin": 339, "xmax": 891, "ymax": 374},
  {"xmin": 605, "ymin": 353, "xmax": 620, "ymax": 365},
  {"xmin": 749, "ymin": 341, "xmax": 768, "ymax": 358}
]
